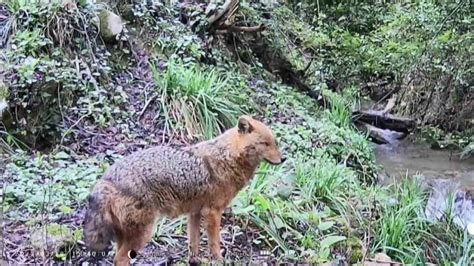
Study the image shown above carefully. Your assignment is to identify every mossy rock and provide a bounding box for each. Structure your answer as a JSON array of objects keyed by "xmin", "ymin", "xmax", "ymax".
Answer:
[
  {"xmin": 30, "ymin": 223, "xmax": 74, "ymax": 256},
  {"xmin": 98, "ymin": 9, "xmax": 123, "ymax": 42},
  {"xmin": 276, "ymin": 184, "xmax": 294, "ymax": 200},
  {"xmin": 346, "ymin": 236, "xmax": 364, "ymax": 264}
]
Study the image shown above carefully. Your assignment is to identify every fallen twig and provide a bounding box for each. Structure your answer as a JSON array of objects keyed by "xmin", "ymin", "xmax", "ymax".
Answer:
[
  {"xmin": 224, "ymin": 24, "xmax": 266, "ymax": 33},
  {"xmin": 138, "ymin": 95, "xmax": 158, "ymax": 120},
  {"xmin": 382, "ymin": 96, "xmax": 397, "ymax": 115}
]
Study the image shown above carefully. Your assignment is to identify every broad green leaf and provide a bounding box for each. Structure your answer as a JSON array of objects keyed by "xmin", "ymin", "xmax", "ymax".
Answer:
[
  {"xmin": 232, "ymin": 205, "xmax": 255, "ymax": 215},
  {"xmin": 254, "ymin": 194, "xmax": 271, "ymax": 211},
  {"xmin": 320, "ymin": 235, "xmax": 346, "ymax": 248},
  {"xmin": 273, "ymin": 216, "xmax": 286, "ymax": 229},
  {"xmin": 53, "ymin": 151, "xmax": 70, "ymax": 160},
  {"xmin": 318, "ymin": 221, "xmax": 335, "ymax": 231}
]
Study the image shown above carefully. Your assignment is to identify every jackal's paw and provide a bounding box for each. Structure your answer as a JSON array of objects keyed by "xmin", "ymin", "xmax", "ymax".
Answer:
[
  {"xmin": 210, "ymin": 254, "xmax": 224, "ymax": 265},
  {"xmin": 188, "ymin": 255, "xmax": 200, "ymax": 266}
]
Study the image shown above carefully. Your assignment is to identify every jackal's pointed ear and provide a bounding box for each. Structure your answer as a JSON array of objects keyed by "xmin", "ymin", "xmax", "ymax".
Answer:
[{"xmin": 238, "ymin": 115, "xmax": 253, "ymax": 134}]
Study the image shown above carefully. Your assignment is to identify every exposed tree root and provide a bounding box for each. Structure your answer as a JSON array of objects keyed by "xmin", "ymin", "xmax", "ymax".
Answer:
[
  {"xmin": 201, "ymin": 0, "xmax": 326, "ymax": 107},
  {"xmin": 230, "ymin": 35, "xmax": 326, "ymax": 107}
]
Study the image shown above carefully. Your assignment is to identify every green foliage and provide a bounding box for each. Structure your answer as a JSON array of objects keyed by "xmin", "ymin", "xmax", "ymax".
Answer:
[
  {"xmin": 131, "ymin": 1, "xmax": 206, "ymax": 62},
  {"xmin": 150, "ymin": 59, "xmax": 244, "ymax": 140},
  {"xmin": 0, "ymin": 130, "xmax": 29, "ymax": 154},
  {"xmin": 421, "ymin": 126, "xmax": 474, "ymax": 155},
  {"xmin": 372, "ymin": 177, "xmax": 428, "ymax": 262},
  {"xmin": 3, "ymin": 1, "xmax": 118, "ymax": 146},
  {"xmin": 324, "ymin": 90, "xmax": 351, "ymax": 127},
  {"xmin": 457, "ymin": 229, "xmax": 474, "ymax": 265},
  {"xmin": 3, "ymin": 150, "xmax": 107, "ymax": 222},
  {"xmin": 233, "ymin": 157, "xmax": 356, "ymax": 263},
  {"xmin": 257, "ymin": 83, "xmax": 378, "ymax": 184},
  {"xmin": 154, "ymin": 217, "xmax": 186, "ymax": 247},
  {"xmin": 270, "ymin": 1, "xmax": 471, "ymax": 134},
  {"xmin": 371, "ymin": 176, "xmax": 466, "ymax": 264}
]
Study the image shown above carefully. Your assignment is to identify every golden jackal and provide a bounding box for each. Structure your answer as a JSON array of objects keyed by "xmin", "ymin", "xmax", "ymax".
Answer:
[{"xmin": 83, "ymin": 115, "xmax": 285, "ymax": 265}]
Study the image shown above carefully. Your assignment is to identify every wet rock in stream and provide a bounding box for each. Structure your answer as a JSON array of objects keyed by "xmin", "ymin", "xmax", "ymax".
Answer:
[{"xmin": 425, "ymin": 178, "xmax": 474, "ymax": 234}]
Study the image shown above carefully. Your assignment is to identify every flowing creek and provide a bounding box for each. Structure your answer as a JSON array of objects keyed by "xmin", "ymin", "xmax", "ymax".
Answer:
[
  {"xmin": 372, "ymin": 129, "xmax": 474, "ymax": 231},
  {"xmin": 373, "ymin": 131, "xmax": 474, "ymax": 186}
]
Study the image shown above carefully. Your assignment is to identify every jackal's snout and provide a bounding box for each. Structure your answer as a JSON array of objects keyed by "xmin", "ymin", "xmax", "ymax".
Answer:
[{"xmin": 236, "ymin": 115, "xmax": 286, "ymax": 165}]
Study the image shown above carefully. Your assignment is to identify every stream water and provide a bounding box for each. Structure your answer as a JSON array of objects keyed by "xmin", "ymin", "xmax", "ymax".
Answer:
[
  {"xmin": 373, "ymin": 130, "xmax": 474, "ymax": 187},
  {"xmin": 373, "ymin": 130, "xmax": 474, "ymax": 230}
]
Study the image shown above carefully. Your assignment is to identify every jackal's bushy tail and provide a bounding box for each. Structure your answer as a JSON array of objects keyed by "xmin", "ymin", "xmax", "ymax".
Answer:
[{"xmin": 83, "ymin": 190, "xmax": 115, "ymax": 251}]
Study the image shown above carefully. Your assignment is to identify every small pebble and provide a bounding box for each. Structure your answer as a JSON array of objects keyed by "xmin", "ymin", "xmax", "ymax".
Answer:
[{"xmin": 467, "ymin": 223, "xmax": 474, "ymax": 236}]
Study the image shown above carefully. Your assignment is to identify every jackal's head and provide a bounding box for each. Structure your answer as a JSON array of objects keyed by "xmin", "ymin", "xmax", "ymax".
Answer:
[{"xmin": 231, "ymin": 115, "xmax": 285, "ymax": 165}]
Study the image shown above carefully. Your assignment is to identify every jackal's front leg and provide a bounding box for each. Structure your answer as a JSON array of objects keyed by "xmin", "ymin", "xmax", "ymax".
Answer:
[
  {"xmin": 188, "ymin": 212, "xmax": 201, "ymax": 263},
  {"xmin": 205, "ymin": 209, "xmax": 223, "ymax": 261}
]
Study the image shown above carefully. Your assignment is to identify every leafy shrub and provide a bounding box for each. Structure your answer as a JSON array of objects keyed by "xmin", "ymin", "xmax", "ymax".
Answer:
[
  {"xmin": 3, "ymin": 1, "xmax": 115, "ymax": 147},
  {"xmin": 131, "ymin": 1, "xmax": 206, "ymax": 62}
]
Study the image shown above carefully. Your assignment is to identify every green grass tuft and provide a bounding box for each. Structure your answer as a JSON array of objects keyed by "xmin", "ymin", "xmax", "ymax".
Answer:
[
  {"xmin": 371, "ymin": 176, "xmax": 468, "ymax": 264},
  {"xmin": 150, "ymin": 59, "xmax": 243, "ymax": 140}
]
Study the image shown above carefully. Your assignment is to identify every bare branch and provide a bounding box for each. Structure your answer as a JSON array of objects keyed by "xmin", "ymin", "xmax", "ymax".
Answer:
[{"xmin": 207, "ymin": 0, "xmax": 239, "ymax": 26}]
